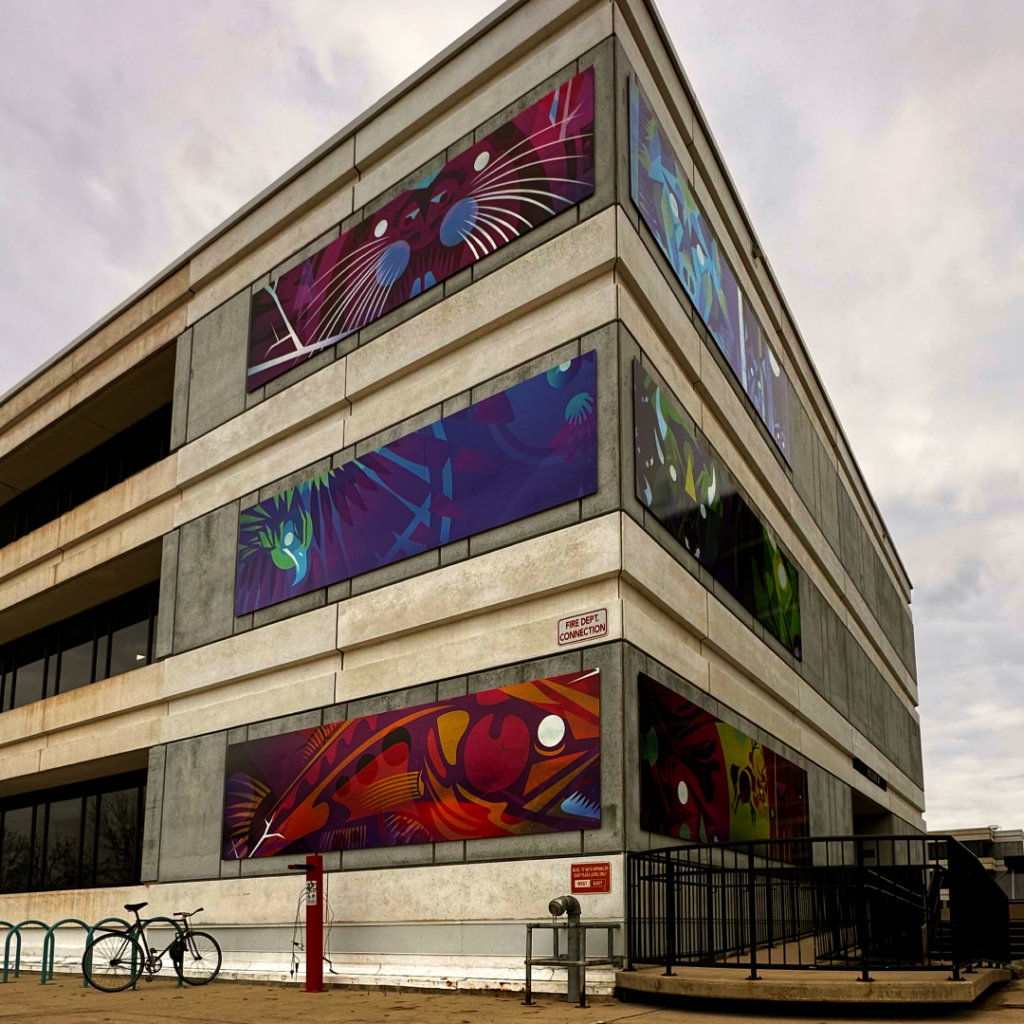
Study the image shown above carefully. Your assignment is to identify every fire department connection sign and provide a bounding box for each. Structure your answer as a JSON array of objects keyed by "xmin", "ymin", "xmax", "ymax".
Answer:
[
  {"xmin": 571, "ymin": 862, "xmax": 611, "ymax": 894},
  {"xmin": 557, "ymin": 609, "xmax": 608, "ymax": 646}
]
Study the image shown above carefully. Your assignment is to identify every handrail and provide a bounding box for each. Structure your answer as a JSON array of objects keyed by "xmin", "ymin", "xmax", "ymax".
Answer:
[{"xmin": 627, "ymin": 834, "xmax": 1010, "ymax": 979}]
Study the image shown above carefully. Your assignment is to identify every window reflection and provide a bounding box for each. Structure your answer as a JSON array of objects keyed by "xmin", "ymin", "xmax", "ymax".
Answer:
[
  {"xmin": 109, "ymin": 619, "xmax": 150, "ymax": 678},
  {"xmin": 0, "ymin": 581, "xmax": 157, "ymax": 713},
  {"xmin": 13, "ymin": 636, "xmax": 47, "ymax": 709},
  {"xmin": 59, "ymin": 615, "xmax": 95, "ymax": 694},
  {"xmin": 95, "ymin": 788, "xmax": 140, "ymax": 887},
  {"xmin": 0, "ymin": 772, "xmax": 145, "ymax": 894},
  {"xmin": 0, "ymin": 805, "xmax": 34, "ymax": 893},
  {"xmin": 43, "ymin": 798, "xmax": 82, "ymax": 890}
]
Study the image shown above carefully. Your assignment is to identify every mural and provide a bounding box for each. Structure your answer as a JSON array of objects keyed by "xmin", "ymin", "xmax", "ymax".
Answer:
[
  {"xmin": 629, "ymin": 78, "xmax": 790, "ymax": 462},
  {"xmin": 235, "ymin": 352, "xmax": 598, "ymax": 616},
  {"xmin": 638, "ymin": 674, "xmax": 808, "ymax": 844},
  {"xmin": 633, "ymin": 361, "xmax": 801, "ymax": 658},
  {"xmin": 247, "ymin": 68, "xmax": 596, "ymax": 390},
  {"xmin": 222, "ymin": 670, "xmax": 601, "ymax": 858}
]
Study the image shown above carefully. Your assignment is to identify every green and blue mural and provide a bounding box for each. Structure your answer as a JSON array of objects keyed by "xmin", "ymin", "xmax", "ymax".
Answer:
[
  {"xmin": 629, "ymin": 78, "xmax": 790, "ymax": 463},
  {"xmin": 633, "ymin": 360, "xmax": 801, "ymax": 658}
]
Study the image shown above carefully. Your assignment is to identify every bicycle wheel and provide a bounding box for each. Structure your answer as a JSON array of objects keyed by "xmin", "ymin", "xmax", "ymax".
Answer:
[
  {"xmin": 83, "ymin": 932, "xmax": 145, "ymax": 992},
  {"xmin": 176, "ymin": 931, "xmax": 222, "ymax": 985}
]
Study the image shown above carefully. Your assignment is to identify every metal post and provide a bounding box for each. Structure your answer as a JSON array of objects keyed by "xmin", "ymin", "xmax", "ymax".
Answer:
[
  {"xmin": 523, "ymin": 925, "xmax": 533, "ymax": 1005},
  {"xmin": 288, "ymin": 854, "xmax": 324, "ymax": 993},
  {"xmin": 578, "ymin": 924, "xmax": 587, "ymax": 1008},
  {"xmin": 566, "ymin": 907, "xmax": 581, "ymax": 1003},
  {"xmin": 664, "ymin": 858, "xmax": 675, "ymax": 976},
  {"xmin": 305, "ymin": 854, "xmax": 324, "ymax": 993},
  {"xmin": 855, "ymin": 838, "xmax": 873, "ymax": 983},
  {"xmin": 747, "ymin": 843, "xmax": 759, "ymax": 981}
]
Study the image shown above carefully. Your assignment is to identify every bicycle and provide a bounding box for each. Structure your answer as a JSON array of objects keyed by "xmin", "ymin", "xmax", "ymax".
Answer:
[{"xmin": 82, "ymin": 902, "xmax": 222, "ymax": 992}]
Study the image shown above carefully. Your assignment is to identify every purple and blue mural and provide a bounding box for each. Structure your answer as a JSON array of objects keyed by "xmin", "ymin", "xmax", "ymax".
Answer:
[
  {"xmin": 235, "ymin": 352, "xmax": 598, "ymax": 616},
  {"xmin": 629, "ymin": 78, "xmax": 791, "ymax": 463},
  {"xmin": 247, "ymin": 68, "xmax": 596, "ymax": 391},
  {"xmin": 222, "ymin": 670, "xmax": 601, "ymax": 858}
]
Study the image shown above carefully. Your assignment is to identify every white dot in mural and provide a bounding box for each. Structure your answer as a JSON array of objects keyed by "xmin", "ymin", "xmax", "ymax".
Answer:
[
  {"xmin": 696, "ymin": 243, "xmax": 706, "ymax": 266},
  {"xmin": 669, "ymin": 464, "xmax": 677, "ymax": 481},
  {"xmin": 668, "ymin": 192, "xmax": 679, "ymax": 219},
  {"xmin": 700, "ymin": 504, "xmax": 706, "ymax": 518},
  {"xmin": 474, "ymin": 151, "xmax": 491, "ymax": 172},
  {"xmin": 677, "ymin": 780, "xmax": 689, "ymax": 805},
  {"xmin": 777, "ymin": 562, "xmax": 788, "ymax": 590},
  {"xmin": 374, "ymin": 219, "xmax": 388, "ymax": 238},
  {"xmin": 559, "ymin": 361, "xmax": 572, "ymax": 372},
  {"xmin": 284, "ymin": 532, "xmax": 294, "ymax": 545},
  {"xmin": 537, "ymin": 714, "xmax": 566, "ymax": 748}
]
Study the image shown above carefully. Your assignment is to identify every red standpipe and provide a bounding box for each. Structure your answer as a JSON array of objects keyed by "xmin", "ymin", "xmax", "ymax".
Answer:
[{"xmin": 288, "ymin": 853, "xmax": 324, "ymax": 993}]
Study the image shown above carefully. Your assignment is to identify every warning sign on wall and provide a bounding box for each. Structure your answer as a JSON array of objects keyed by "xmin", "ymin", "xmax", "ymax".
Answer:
[
  {"xmin": 571, "ymin": 862, "xmax": 611, "ymax": 894},
  {"xmin": 557, "ymin": 609, "xmax": 608, "ymax": 647}
]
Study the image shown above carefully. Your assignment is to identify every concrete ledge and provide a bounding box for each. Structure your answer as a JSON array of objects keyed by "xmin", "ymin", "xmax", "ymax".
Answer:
[{"xmin": 616, "ymin": 965, "xmax": 1012, "ymax": 1004}]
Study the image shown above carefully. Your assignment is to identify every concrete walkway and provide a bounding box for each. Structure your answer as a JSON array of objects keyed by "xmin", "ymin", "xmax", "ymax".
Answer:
[
  {"xmin": 618, "ymin": 964, "xmax": 1013, "ymax": 1004},
  {"xmin": 1, "ymin": 973, "xmax": 1023, "ymax": 1023}
]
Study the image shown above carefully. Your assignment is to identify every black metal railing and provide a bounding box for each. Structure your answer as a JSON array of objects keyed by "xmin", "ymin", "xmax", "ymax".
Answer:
[{"xmin": 626, "ymin": 835, "xmax": 1011, "ymax": 980}]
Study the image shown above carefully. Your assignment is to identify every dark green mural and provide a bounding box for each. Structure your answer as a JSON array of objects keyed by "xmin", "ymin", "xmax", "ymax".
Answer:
[{"xmin": 633, "ymin": 361, "xmax": 801, "ymax": 658}]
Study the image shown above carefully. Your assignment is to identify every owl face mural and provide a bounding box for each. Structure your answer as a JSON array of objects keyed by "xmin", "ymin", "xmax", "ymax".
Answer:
[
  {"xmin": 222, "ymin": 670, "xmax": 601, "ymax": 858},
  {"xmin": 234, "ymin": 352, "xmax": 598, "ymax": 616},
  {"xmin": 637, "ymin": 674, "xmax": 808, "ymax": 845},
  {"xmin": 247, "ymin": 67, "xmax": 596, "ymax": 390},
  {"xmin": 629, "ymin": 77, "xmax": 790, "ymax": 463}
]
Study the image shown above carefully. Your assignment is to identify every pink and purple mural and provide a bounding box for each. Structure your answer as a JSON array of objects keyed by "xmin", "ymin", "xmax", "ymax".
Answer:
[
  {"xmin": 638, "ymin": 674, "xmax": 808, "ymax": 845},
  {"xmin": 247, "ymin": 68, "xmax": 596, "ymax": 391},
  {"xmin": 234, "ymin": 352, "xmax": 597, "ymax": 616},
  {"xmin": 222, "ymin": 670, "xmax": 601, "ymax": 858}
]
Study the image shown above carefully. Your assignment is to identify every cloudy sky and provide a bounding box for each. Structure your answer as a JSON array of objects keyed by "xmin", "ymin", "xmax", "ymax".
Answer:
[{"xmin": 1, "ymin": 1, "xmax": 1020, "ymax": 831}]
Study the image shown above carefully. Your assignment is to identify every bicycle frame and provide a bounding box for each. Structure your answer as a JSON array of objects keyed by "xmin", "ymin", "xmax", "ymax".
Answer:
[{"xmin": 95, "ymin": 916, "xmax": 188, "ymax": 985}]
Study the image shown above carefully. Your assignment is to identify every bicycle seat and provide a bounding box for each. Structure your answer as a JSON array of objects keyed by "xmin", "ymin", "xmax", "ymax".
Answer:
[{"xmin": 124, "ymin": 902, "xmax": 148, "ymax": 913}]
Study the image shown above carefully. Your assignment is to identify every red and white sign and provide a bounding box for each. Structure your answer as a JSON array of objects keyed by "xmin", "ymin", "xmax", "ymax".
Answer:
[
  {"xmin": 557, "ymin": 608, "xmax": 608, "ymax": 647},
  {"xmin": 571, "ymin": 862, "xmax": 611, "ymax": 894}
]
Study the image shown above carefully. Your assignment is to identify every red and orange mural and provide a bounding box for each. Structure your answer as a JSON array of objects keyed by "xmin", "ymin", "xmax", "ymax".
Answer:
[
  {"xmin": 638, "ymin": 674, "xmax": 807, "ymax": 844},
  {"xmin": 223, "ymin": 671, "xmax": 601, "ymax": 858}
]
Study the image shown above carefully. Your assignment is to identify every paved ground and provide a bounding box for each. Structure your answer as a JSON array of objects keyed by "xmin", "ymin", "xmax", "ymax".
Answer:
[{"xmin": 1, "ymin": 973, "xmax": 1022, "ymax": 1023}]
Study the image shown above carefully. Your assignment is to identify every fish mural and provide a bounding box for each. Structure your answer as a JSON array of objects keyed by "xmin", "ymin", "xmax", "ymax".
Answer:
[{"xmin": 222, "ymin": 670, "xmax": 602, "ymax": 858}]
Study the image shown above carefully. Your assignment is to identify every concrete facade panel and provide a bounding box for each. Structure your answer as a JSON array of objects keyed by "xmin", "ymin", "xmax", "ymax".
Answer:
[
  {"xmin": 172, "ymin": 501, "xmax": 238, "ymax": 653},
  {"xmin": 185, "ymin": 289, "xmax": 250, "ymax": 443},
  {"xmin": 170, "ymin": 328, "xmax": 192, "ymax": 451},
  {"xmin": 159, "ymin": 732, "xmax": 228, "ymax": 882},
  {"xmin": 154, "ymin": 530, "xmax": 179, "ymax": 661}
]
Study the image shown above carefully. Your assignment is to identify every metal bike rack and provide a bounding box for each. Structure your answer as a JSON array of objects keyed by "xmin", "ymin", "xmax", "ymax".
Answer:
[
  {"xmin": 3, "ymin": 920, "xmax": 48, "ymax": 983},
  {"xmin": 2, "ymin": 912, "xmax": 188, "ymax": 988},
  {"xmin": 523, "ymin": 896, "xmax": 621, "ymax": 1008}
]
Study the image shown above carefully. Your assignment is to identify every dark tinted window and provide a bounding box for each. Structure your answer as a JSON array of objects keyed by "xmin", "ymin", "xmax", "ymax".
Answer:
[
  {"xmin": 0, "ymin": 805, "xmax": 34, "ymax": 893},
  {"xmin": 0, "ymin": 581, "xmax": 158, "ymax": 714},
  {"xmin": 13, "ymin": 634, "xmax": 47, "ymax": 709},
  {"xmin": 0, "ymin": 772, "xmax": 145, "ymax": 894},
  {"xmin": 0, "ymin": 403, "xmax": 171, "ymax": 552}
]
